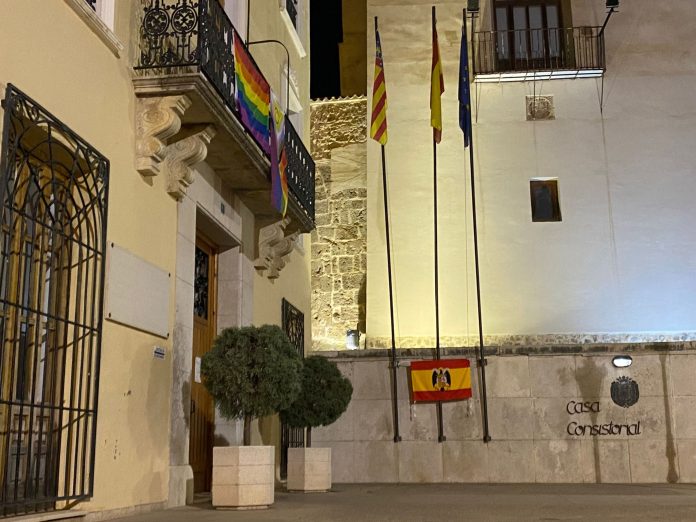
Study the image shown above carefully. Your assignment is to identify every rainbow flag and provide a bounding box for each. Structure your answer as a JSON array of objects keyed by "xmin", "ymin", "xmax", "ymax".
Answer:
[
  {"xmin": 234, "ymin": 32, "xmax": 271, "ymax": 155},
  {"xmin": 410, "ymin": 359, "xmax": 472, "ymax": 402},
  {"xmin": 270, "ymin": 93, "xmax": 289, "ymax": 216}
]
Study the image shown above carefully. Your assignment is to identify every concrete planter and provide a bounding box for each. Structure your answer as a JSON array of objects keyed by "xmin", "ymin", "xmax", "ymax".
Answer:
[
  {"xmin": 287, "ymin": 447, "xmax": 332, "ymax": 492},
  {"xmin": 212, "ymin": 446, "xmax": 274, "ymax": 509}
]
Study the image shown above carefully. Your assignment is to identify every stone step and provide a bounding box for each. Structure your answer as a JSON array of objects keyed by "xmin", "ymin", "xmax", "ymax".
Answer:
[{"xmin": 9, "ymin": 510, "xmax": 86, "ymax": 522}]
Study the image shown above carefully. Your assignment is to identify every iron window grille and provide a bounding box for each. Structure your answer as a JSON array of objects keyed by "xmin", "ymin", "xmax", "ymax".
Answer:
[
  {"xmin": 0, "ymin": 85, "xmax": 109, "ymax": 516},
  {"xmin": 280, "ymin": 298, "xmax": 304, "ymax": 480}
]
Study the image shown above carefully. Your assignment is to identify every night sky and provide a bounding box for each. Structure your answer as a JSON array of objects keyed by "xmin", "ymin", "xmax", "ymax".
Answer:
[{"xmin": 310, "ymin": 0, "xmax": 344, "ymax": 99}]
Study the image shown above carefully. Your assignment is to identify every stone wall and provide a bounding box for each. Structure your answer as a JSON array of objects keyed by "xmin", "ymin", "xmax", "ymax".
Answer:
[
  {"xmin": 312, "ymin": 346, "xmax": 696, "ymax": 483},
  {"xmin": 310, "ymin": 97, "xmax": 368, "ymax": 350}
]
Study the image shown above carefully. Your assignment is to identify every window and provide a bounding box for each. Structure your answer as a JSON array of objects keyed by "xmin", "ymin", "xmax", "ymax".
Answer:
[
  {"xmin": 0, "ymin": 85, "xmax": 109, "ymax": 515},
  {"xmin": 494, "ymin": 0, "xmax": 566, "ymax": 71},
  {"xmin": 530, "ymin": 179, "xmax": 561, "ymax": 222},
  {"xmin": 65, "ymin": 0, "xmax": 122, "ymax": 56}
]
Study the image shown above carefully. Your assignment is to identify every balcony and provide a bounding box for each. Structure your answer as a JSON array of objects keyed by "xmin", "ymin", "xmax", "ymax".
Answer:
[
  {"xmin": 473, "ymin": 26, "xmax": 605, "ymax": 83},
  {"xmin": 133, "ymin": 0, "xmax": 315, "ymax": 233}
]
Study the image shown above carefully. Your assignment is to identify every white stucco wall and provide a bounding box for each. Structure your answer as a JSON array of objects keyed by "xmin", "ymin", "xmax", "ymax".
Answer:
[{"xmin": 366, "ymin": 0, "xmax": 696, "ymax": 346}]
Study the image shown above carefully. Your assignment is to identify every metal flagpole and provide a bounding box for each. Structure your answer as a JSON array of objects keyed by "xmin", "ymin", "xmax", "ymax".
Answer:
[
  {"xmin": 432, "ymin": 6, "xmax": 445, "ymax": 443},
  {"xmin": 463, "ymin": 8, "xmax": 491, "ymax": 443},
  {"xmin": 381, "ymin": 143, "xmax": 401, "ymax": 443},
  {"xmin": 372, "ymin": 16, "xmax": 401, "ymax": 443}
]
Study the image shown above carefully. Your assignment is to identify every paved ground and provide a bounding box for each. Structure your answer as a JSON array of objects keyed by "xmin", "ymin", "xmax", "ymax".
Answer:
[{"xmin": 113, "ymin": 484, "xmax": 696, "ymax": 522}]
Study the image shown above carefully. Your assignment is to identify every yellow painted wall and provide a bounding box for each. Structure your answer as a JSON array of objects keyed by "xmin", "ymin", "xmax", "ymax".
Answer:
[{"xmin": 0, "ymin": 0, "xmax": 176, "ymax": 513}]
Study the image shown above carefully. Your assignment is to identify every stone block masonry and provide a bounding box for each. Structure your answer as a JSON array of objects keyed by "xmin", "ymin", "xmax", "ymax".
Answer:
[
  {"xmin": 310, "ymin": 97, "xmax": 368, "ymax": 350},
  {"xmin": 312, "ymin": 346, "xmax": 696, "ymax": 484}
]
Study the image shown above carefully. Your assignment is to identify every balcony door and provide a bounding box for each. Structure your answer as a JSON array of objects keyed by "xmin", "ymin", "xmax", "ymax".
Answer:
[{"xmin": 494, "ymin": 0, "xmax": 564, "ymax": 71}]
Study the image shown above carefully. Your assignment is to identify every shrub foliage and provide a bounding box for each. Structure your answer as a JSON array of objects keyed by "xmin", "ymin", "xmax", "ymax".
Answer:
[
  {"xmin": 201, "ymin": 325, "xmax": 302, "ymax": 444},
  {"xmin": 280, "ymin": 356, "xmax": 353, "ymax": 446}
]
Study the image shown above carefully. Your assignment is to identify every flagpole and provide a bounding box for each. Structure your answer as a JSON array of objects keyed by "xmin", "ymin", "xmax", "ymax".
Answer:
[
  {"xmin": 432, "ymin": 5, "xmax": 445, "ymax": 444},
  {"xmin": 381, "ymin": 143, "xmax": 401, "ymax": 443},
  {"xmin": 463, "ymin": 8, "xmax": 491, "ymax": 443},
  {"xmin": 372, "ymin": 16, "xmax": 401, "ymax": 444}
]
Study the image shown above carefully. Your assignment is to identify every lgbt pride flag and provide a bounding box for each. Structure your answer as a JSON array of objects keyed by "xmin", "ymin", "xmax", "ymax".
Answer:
[
  {"xmin": 270, "ymin": 93, "xmax": 289, "ymax": 216},
  {"xmin": 234, "ymin": 32, "xmax": 271, "ymax": 155}
]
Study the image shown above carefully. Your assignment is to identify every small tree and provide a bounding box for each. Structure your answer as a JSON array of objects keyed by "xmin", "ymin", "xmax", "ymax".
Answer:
[
  {"xmin": 280, "ymin": 356, "xmax": 353, "ymax": 447},
  {"xmin": 201, "ymin": 325, "xmax": 302, "ymax": 446}
]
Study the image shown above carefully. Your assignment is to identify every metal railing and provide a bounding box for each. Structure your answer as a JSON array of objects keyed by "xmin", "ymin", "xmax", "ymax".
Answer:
[
  {"xmin": 285, "ymin": 117, "xmax": 315, "ymax": 222},
  {"xmin": 286, "ymin": 0, "xmax": 298, "ymax": 29},
  {"xmin": 473, "ymin": 26, "xmax": 605, "ymax": 76},
  {"xmin": 136, "ymin": 0, "xmax": 315, "ymax": 224}
]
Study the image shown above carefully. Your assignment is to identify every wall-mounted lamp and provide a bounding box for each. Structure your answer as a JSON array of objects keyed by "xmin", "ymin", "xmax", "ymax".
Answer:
[
  {"xmin": 467, "ymin": 0, "xmax": 480, "ymax": 14},
  {"xmin": 612, "ymin": 355, "xmax": 633, "ymax": 368},
  {"xmin": 606, "ymin": 0, "xmax": 620, "ymax": 8},
  {"xmin": 346, "ymin": 329, "xmax": 361, "ymax": 350}
]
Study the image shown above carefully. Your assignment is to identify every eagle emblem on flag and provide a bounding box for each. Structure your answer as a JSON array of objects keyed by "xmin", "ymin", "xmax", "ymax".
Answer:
[{"xmin": 432, "ymin": 368, "xmax": 452, "ymax": 391}]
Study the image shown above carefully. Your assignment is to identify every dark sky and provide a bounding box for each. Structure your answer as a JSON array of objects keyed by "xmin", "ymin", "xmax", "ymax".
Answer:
[{"xmin": 310, "ymin": 0, "xmax": 343, "ymax": 99}]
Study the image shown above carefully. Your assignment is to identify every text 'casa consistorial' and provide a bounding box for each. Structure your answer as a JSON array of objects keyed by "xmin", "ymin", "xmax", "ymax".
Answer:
[{"xmin": 565, "ymin": 401, "xmax": 641, "ymax": 437}]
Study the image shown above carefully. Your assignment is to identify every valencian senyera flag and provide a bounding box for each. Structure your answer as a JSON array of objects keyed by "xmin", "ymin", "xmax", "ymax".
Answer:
[
  {"xmin": 269, "ymin": 93, "xmax": 289, "ymax": 216},
  {"xmin": 430, "ymin": 7, "xmax": 444, "ymax": 144},
  {"xmin": 410, "ymin": 359, "xmax": 472, "ymax": 402},
  {"xmin": 370, "ymin": 21, "xmax": 388, "ymax": 145},
  {"xmin": 234, "ymin": 31, "xmax": 271, "ymax": 155},
  {"xmin": 459, "ymin": 15, "xmax": 472, "ymax": 147}
]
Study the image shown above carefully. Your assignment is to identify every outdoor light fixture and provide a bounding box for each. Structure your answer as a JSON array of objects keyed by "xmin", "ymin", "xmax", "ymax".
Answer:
[
  {"xmin": 612, "ymin": 355, "xmax": 633, "ymax": 368},
  {"xmin": 467, "ymin": 0, "xmax": 480, "ymax": 13},
  {"xmin": 606, "ymin": 0, "xmax": 619, "ymax": 8},
  {"xmin": 346, "ymin": 329, "xmax": 360, "ymax": 350}
]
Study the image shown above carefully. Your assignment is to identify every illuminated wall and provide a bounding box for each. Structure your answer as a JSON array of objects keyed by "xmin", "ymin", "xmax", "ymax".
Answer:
[{"xmin": 365, "ymin": 0, "xmax": 696, "ymax": 348}]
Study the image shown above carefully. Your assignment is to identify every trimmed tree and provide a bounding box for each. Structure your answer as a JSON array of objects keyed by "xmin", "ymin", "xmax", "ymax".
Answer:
[
  {"xmin": 201, "ymin": 325, "xmax": 302, "ymax": 446},
  {"xmin": 280, "ymin": 356, "xmax": 353, "ymax": 447}
]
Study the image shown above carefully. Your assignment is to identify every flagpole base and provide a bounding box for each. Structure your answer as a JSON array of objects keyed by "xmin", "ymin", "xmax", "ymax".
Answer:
[
  {"xmin": 483, "ymin": 434, "xmax": 492, "ymax": 443},
  {"xmin": 393, "ymin": 436, "xmax": 402, "ymax": 443},
  {"xmin": 438, "ymin": 435, "xmax": 446, "ymax": 443}
]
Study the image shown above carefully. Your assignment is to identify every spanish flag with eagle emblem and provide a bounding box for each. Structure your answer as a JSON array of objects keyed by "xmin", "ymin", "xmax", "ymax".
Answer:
[{"xmin": 410, "ymin": 359, "xmax": 472, "ymax": 402}]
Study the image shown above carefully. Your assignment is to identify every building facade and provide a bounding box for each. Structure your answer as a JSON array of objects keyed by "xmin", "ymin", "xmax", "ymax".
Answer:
[
  {"xmin": 0, "ymin": 0, "xmax": 314, "ymax": 518},
  {"xmin": 311, "ymin": 0, "xmax": 696, "ymax": 484}
]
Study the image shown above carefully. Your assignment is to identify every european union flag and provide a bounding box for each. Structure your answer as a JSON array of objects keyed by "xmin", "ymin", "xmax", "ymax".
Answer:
[{"xmin": 458, "ymin": 17, "xmax": 472, "ymax": 148}]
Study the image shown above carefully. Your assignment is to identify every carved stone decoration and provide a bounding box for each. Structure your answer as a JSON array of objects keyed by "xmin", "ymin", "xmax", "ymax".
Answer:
[
  {"xmin": 135, "ymin": 95, "xmax": 192, "ymax": 176},
  {"xmin": 254, "ymin": 218, "xmax": 300, "ymax": 279},
  {"xmin": 164, "ymin": 125, "xmax": 217, "ymax": 200},
  {"xmin": 526, "ymin": 95, "xmax": 555, "ymax": 121}
]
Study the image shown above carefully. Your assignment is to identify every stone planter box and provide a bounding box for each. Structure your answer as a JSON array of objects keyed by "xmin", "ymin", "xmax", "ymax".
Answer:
[
  {"xmin": 212, "ymin": 446, "xmax": 274, "ymax": 509},
  {"xmin": 287, "ymin": 447, "xmax": 332, "ymax": 492}
]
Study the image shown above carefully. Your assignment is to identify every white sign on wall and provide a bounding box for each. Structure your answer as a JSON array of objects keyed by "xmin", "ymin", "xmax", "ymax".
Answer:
[{"xmin": 104, "ymin": 243, "xmax": 170, "ymax": 338}]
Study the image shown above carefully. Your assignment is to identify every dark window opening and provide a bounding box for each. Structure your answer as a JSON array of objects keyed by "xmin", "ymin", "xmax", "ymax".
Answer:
[
  {"xmin": 493, "ymin": 0, "xmax": 570, "ymax": 71},
  {"xmin": 530, "ymin": 179, "xmax": 561, "ymax": 222}
]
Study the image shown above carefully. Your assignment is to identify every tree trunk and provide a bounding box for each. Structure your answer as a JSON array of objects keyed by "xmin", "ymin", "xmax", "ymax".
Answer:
[
  {"xmin": 243, "ymin": 414, "xmax": 252, "ymax": 446},
  {"xmin": 306, "ymin": 426, "xmax": 312, "ymax": 448}
]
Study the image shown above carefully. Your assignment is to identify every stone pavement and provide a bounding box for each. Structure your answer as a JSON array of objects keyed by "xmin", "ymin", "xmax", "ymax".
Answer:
[{"xmin": 113, "ymin": 484, "xmax": 696, "ymax": 522}]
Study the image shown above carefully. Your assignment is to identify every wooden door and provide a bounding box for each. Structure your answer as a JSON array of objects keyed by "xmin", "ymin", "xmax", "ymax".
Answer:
[{"xmin": 189, "ymin": 236, "xmax": 217, "ymax": 493}]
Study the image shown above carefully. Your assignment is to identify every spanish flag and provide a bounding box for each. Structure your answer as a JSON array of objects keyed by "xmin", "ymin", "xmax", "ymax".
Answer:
[
  {"xmin": 430, "ymin": 6, "xmax": 444, "ymax": 144},
  {"xmin": 410, "ymin": 359, "xmax": 472, "ymax": 402}
]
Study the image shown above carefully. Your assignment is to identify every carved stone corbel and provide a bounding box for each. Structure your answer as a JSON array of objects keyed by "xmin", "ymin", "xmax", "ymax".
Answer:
[
  {"xmin": 254, "ymin": 218, "xmax": 300, "ymax": 279},
  {"xmin": 164, "ymin": 125, "xmax": 217, "ymax": 200},
  {"xmin": 135, "ymin": 95, "xmax": 192, "ymax": 177}
]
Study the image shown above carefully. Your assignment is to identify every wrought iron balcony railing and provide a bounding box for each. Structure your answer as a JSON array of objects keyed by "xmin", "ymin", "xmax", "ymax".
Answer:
[
  {"xmin": 473, "ymin": 26, "xmax": 605, "ymax": 81},
  {"xmin": 286, "ymin": 0, "xmax": 299, "ymax": 29},
  {"xmin": 135, "ymin": 0, "xmax": 315, "ymax": 224}
]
